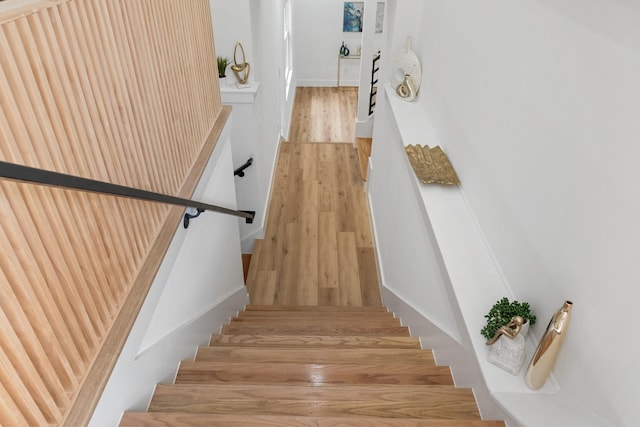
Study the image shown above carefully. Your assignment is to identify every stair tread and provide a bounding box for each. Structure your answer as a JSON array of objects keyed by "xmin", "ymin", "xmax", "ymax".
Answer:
[
  {"xmin": 176, "ymin": 361, "xmax": 453, "ymax": 386},
  {"xmin": 245, "ymin": 305, "xmax": 388, "ymax": 312},
  {"xmin": 221, "ymin": 324, "xmax": 410, "ymax": 336},
  {"xmin": 195, "ymin": 346, "xmax": 435, "ymax": 364},
  {"xmin": 121, "ymin": 412, "xmax": 506, "ymax": 426},
  {"xmin": 209, "ymin": 334, "xmax": 421, "ymax": 348},
  {"xmin": 149, "ymin": 384, "xmax": 481, "ymax": 419}
]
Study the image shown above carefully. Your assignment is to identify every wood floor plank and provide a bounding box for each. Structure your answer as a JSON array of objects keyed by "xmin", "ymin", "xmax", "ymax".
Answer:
[
  {"xmin": 300, "ymin": 143, "xmax": 318, "ymax": 182},
  {"xmin": 278, "ymin": 223, "xmax": 301, "ymax": 305},
  {"xmin": 208, "ymin": 335, "xmax": 421, "ymax": 349},
  {"xmin": 121, "ymin": 413, "xmax": 506, "ymax": 427},
  {"xmin": 318, "ymin": 212, "xmax": 339, "ymax": 290},
  {"xmin": 337, "ymin": 232, "xmax": 363, "ymax": 306},
  {"xmin": 300, "ymin": 179, "xmax": 319, "ymax": 240},
  {"xmin": 333, "ymin": 157, "xmax": 357, "ymax": 233},
  {"xmin": 357, "ymin": 247, "xmax": 382, "ymax": 307},
  {"xmin": 175, "ymin": 361, "xmax": 454, "ymax": 386},
  {"xmin": 351, "ymin": 185, "xmax": 374, "ymax": 247},
  {"xmin": 148, "ymin": 384, "xmax": 481, "ymax": 419},
  {"xmin": 298, "ymin": 178, "xmax": 319, "ymax": 305},
  {"xmin": 245, "ymin": 239, "xmax": 261, "ymax": 288},
  {"xmin": 318, "ymin": 288, "xmax": 340, "ymax": 305},
  {"xmin": 251, "ymin": 271, "xmax": 277, "ymax": 306},
  {"xmin": 318, "ymin": 147, "xmax": 336, "ymax": 212}
]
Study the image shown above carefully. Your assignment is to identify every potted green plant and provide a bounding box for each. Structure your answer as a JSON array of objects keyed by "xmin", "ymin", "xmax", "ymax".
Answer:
[
  {"xmin": 481, "ymin": 297, "xmax": 536, "ymax": 340},
  {"xmin": 217, "ymin": 56, "xmax": 229, "ymax": 79}
]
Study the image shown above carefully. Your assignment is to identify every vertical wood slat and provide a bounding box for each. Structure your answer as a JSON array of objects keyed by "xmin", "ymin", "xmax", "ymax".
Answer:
[{"xmin": 0, "ymin": 0, "xmax": 222, "ymax": 424}]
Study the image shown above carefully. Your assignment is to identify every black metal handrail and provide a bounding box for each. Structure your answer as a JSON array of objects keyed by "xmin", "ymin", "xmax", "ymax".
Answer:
[
  {"xmin": 0, "ymin": 160, "xmax": 255, "ymax": 226},
  {"xmin": 234, "ymin": 157, "xmax": 254, "ymax": 177}
]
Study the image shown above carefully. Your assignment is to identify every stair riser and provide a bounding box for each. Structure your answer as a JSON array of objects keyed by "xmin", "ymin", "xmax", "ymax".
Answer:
[
  {"xmin": 176, "ymin": 362, "xmax": 454, "ymax": 386},
  {"xmin": 228, "ymin": 318, "xmax": 402, "ymax": 328},
  {"xmin": 195, "ymin": 347, "xmax": 435, "ymax": 364},
  {"xmin": 221, "ymin": 325, "xmax": 410, "ymax": 336},
  {"xmin": 244, "ymin": 305, "xmax": 388, "ymax": 312},
  {"xmin": 208, "ymin": 335, "xmax": 421, "ymax": 348},
  {"xmin": 236, "ymin": 311, "xmax": 396, "ymax": 319}
]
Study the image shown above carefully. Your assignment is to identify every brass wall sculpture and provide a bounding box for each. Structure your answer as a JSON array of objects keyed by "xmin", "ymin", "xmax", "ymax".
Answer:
[
  {"xmin": 231, "ymin": 42, "xmax": 251, "ymax": 84},
  {"xmin": 405, "ymin": 145, "xmax": 460, "ymax": 185},
  {"xmin": 525, "ymin": 300, "xmax": 573, "ymax": 390}
]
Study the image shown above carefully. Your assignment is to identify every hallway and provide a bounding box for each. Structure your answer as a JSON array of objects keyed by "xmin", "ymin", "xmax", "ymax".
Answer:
[{"xmin": 246, "ymin": 87, "xmax": 381, "ymax": 306}]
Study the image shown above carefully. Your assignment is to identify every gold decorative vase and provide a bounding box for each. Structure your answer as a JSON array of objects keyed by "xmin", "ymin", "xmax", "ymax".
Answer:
[{"xmin": 525, "ymin": 300, "xmax": 573, "ymax": 390}]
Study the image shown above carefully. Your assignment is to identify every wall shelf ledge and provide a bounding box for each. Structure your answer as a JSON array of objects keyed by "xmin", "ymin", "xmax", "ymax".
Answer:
[{"xmin": 220, "ymin": 81, "xmax": 259, "ymax": 104}]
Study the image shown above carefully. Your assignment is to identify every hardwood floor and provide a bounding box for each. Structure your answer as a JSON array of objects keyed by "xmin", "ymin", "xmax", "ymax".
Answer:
[
  {"xmin": 289, "ymin": 87, "xmax": 358, "ymax": 143},
  {"xmin": 247, "ymin": 142, "xmax": 381, "ymax": 306}
]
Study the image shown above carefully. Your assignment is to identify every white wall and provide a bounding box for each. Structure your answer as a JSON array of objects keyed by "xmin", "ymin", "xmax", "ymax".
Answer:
[
  {"xmin": 294, "ymin": 0, "xmax": 363, "ymax": 86},
  {"xmin": 210, "ymin": 0, "xmax": 253, "ymax": 69},
  {"xmin": 210, "ymin": 0, "xmax": 295, "ymax": 251},
  {"xmin": 90, "ymin": 123, "xmax": 248, "ymax": 426},
  {"xmin": 379, "ymin": 0, "xmax": 639, "ymax": 424}
]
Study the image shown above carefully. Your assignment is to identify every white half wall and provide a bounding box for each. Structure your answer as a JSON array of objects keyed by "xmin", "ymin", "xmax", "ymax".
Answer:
[{"xmin": 89, "ymin": 122, "xmax": 248, "ymax": 426}]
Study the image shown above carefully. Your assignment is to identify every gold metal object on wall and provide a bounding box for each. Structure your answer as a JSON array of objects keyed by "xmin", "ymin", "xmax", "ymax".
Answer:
[
  {"xmin": 405, "ymin": 145, "xmax": 460, "ymax": 185},
  {"xmin": 525, "ymin": 300, "xmax": 573, "ymax": 390},
  {"xmin": 231, "ymin": 42, "xmax": 251, "ymax": 84}
]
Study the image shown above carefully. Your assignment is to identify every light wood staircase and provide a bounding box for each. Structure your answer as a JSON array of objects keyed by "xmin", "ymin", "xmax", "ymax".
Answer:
[{"xmin": 120, "ymin": 305, "xmax": 505, "ymax": 426}]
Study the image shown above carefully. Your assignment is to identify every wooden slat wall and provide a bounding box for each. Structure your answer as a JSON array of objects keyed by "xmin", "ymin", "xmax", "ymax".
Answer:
[{"xmin": 0, "ymin": 0, "xmax": 222, "ymax": 424}]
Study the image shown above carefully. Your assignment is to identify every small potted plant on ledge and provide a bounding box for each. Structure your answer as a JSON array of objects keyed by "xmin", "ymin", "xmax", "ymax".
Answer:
[
  {"xmin": 217, "ymin": 56, "xmax": 229, "ymax": 84},
  {"xmin": 481, "ymin": 297, "xmax": 536, "ymax": 341}
]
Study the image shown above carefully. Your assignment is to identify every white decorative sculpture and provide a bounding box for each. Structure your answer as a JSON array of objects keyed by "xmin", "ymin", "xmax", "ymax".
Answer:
[{"xmin": 390, "ymin": 36, "xmax": 421, "ymax": 102}]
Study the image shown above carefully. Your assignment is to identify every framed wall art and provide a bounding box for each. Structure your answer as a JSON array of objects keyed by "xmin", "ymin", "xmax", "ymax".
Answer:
[{"xmin": 343, "ymin": 2, "xmax": 364, "ymax": 32}]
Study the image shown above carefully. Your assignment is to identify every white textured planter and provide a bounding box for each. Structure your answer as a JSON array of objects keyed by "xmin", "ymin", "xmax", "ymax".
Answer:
[{"xmin": 520, "ymin": 319, "xmax": 530, "ymax": 337}]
